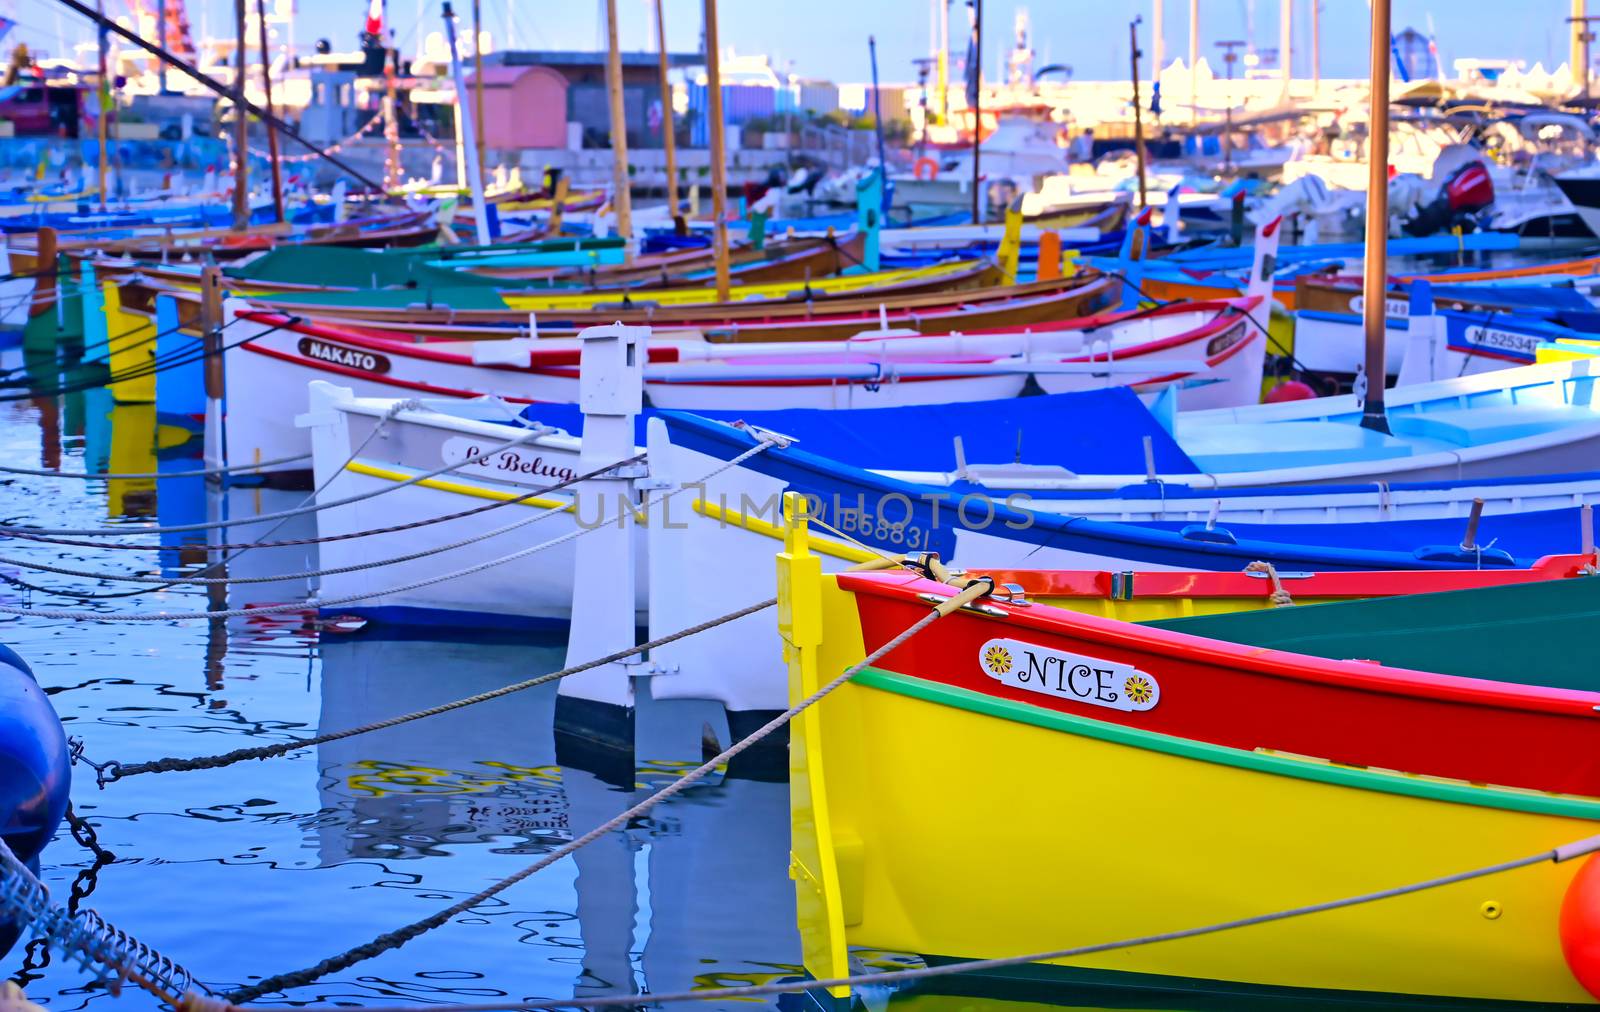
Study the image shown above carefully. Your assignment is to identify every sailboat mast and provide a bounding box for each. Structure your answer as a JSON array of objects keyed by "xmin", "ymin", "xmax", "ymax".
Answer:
[
  {"xmin": 232, "ymin": 0, "xmax": 250, "ymax": 229},
  {"xmin": 443, "ymin": 0, "xmax": 491, "ymax": 241},
  {"xmin": 472, "ymin": 0, "xmax": 485, "ymax": 183},
  {"xmin": 256, "ymin": 0, "xmax": 284, "ymax": 222},
  {"xmin": 703, "ymin": 0, "xmax": 730, "ymax": 300},
  {"xmin": 1360, "ymin": 0, "xmax": 1392, "ymax": 433},
  {"xmin": 654, "ymin": 0, "xmax": 679, "ymax": 220},
  {"xmin": 970, "ymin": 0, "xmax": 982, "ymax": 224},
  {"xmin": 1279, "ymin": 0, "xmax": 1293, "ymax": 101},
  {"xmin": 1151, "ymin": 0, "xmax": 1163, "ymax": 83},
  {"xmin": 603, "ymin": 0, "xmax": 634, "ymax": 260},
  {"xmin": 95, "ymin": 0, "xmax": 109, "ymax": 211},
  {"xmin": 1311, "ymin": 0, "xmax": 1320, "ymax": 93},
  {"xmin": 1188, "ymin": 0, "xmax": 1198, "ymax": 124},
  {"xmin": 1130, "ymin": 17, "xmax": 1147, "ymax": 208}
]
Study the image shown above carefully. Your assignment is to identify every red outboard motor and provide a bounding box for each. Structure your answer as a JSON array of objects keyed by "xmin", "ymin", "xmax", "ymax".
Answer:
[
  {"xmin": 1445, "ymin": 161, "xmax": 1495, "ymax": 213},
  {"xmin": 1402, "ymin": 159, "xmax": 1496, "ymax": 236}
]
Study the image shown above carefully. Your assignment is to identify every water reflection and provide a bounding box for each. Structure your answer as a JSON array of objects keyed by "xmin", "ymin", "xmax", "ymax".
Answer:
[
  {"xmin": 0, "ymin": 389, "xmax": 1234, "ymax": 1012},
  {"xmin": 313, "ymin": 631, "xmax": 801, "ymax": 1007},
  {"xmin": 314, "ymin": 632, "xmax": 568, "ymax": 864}
]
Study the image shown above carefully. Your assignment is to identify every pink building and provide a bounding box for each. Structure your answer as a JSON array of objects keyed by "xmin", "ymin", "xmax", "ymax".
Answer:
[{"xmin": 464, "ymin": 65, "xmax": 570, "ymax": 150}]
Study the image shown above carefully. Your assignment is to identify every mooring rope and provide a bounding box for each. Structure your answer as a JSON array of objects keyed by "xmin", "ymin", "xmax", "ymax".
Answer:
[
  {"xmin": 0, "ymin": 418, "xmax": 555, "ymax": 537},
  {"xmin": 0, "ymin": 465, "xmax": 597, "ymax": 554},
  {"xmin": 205, "ymin": 832, "xmax": 1600, "ymax": 1011},
  {"xmin": 0, "ymin": 440, "xmax": 767, "ymax": 624},
  {"xmin": 0, "ymin": 452, "xmax": 311, "ymax": 481},
  {"xmin": 2, "ymin": 397, "xmax": 446, "ymax": 604},
  {"xmin": 218, "ymin": 575, "xmax": 992, "ymax": 1004},
  {"xmin": 0, "ymin": 314, "xmax": 281, "ymax": 403},
  {"xmin": 0, "ymin": 838, "xmax": 203, "ymax": 1004},
  {"xmin": 1, "ymin": 452, "xmax": 644, "ymax": 590},
  {"xmin": 94, "ymin": 595, "xmax": 778, "ymax": 784}
]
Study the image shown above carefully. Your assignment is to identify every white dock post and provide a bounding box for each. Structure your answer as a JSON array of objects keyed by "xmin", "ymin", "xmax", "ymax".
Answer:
[
  {"xmin": 556, "ymin": 321, "xmax": 649, "ymax": 759},
  {"xmin": 200, "ymin": 266, "xmax": 226, "ymax": 480}
]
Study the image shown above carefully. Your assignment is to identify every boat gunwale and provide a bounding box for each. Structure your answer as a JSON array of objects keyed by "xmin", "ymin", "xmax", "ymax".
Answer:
[
  {"xmin": 838, "ymin": 570, "xmax": 1600, "ymax": 720},
  {"xmin": 851, "ymin": 666, "xmax": 1600, "ymax": 819}
]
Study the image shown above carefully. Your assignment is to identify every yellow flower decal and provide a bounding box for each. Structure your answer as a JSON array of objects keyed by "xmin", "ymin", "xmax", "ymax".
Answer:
[
  {"xmin": 1124, "ymin": 675, "xmax": 1154, "ymax": 705},
  {"xmin": 983, "ymin": 644, "xmax": 1012, "ymax": 676}
]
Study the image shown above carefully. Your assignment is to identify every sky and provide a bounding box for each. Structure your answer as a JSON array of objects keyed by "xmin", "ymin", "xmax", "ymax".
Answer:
[{"xmin": 0, "ymin": 0, "xmax": 1586, "ymax": 85}]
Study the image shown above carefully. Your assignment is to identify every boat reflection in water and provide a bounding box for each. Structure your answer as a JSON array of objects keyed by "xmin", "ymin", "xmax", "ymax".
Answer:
[{"xmin": 314, "ymin": 629, "xmax": 801, "ymax": 1005}]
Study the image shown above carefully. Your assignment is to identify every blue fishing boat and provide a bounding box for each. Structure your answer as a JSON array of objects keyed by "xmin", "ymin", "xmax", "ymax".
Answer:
[
  {"xmin": 514, "ymin": 352, "xmax": 1600, "ymax": 493},
  {"xmin": 651, "ymin": 408, "xmax": 1595, "ymax": 572}
]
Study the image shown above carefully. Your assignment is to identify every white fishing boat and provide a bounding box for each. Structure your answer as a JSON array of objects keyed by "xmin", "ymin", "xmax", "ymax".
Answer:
[
  {"xmin": 220, "ymin": 267, "xmax": 1273, "ymax": 478},
  {"xmin": 304, "ymin": 381, "xmax": 630, "ymax": 629}
]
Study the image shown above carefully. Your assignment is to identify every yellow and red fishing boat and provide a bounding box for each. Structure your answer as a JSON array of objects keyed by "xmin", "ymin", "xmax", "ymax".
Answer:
[{"xmin": 778, "ymin": 496, "xmax": 1600, "ymax": 1007}]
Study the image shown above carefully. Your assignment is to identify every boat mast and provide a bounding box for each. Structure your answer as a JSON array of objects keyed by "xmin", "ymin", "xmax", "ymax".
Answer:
[
  {"xmin": 255, "ymin": 0, "xmax": 284, "ymax": 222},
  {"xmin": 95, "ymin": 0, "xmax": 108, "ymax": 211},
  {"xmin": 1188, "ymin": 0, "xmax": 1197, "ymax": 124},
  {"xmin": 603, "ymin": 0, "xmax": 634, "ymax": 261},
  {"xmin": 1572, "ymin": 8, "xmax": 1598, "ymax": 101},
  {"xmin": 156, "ymin": 0, "xmax": 167, "ymax": 92},
  {"xmin": 654, "ymin": 0, "xmax": 679, "ymax": 223},
  {"xmin": 232, "ymin": 0, "xmax": 249, "ymax": 230},
  {"xmin": 869, "ymin": 35, "xmax": 889, "ymax": 212},
  {"xmin": 1311, "ymin": 0, "xmax": 1319, "ymax": 94},
  {"xmin": 1359, "ymin": 0, "xmax": 1391, "ymax": 433},
  {"xmin": 443, "ymin": 1, "xmax": 491, "ymax": 241},
  {"xmin": 1576, "ymin": 0, "xmax": 1589, "ymax": 92},
  {"xmin": 937, "ymin": 0, "xmax": 949, "ymax": 124},
  {"xmin": 1279, "ymin": 0, "xmax": 1292, "ymax": 102},
  {"xmin": 703, "ymin": 0, "xmax": 730, "ymax": 300},
  {"xmin": 472, "ymin": 0, "xmax": 486, "ymax": 184},
  {"xmin": 1130, "ymin": 16, "xmax": 1147, "ymax": 209},
  {"xmin": 969, "ymin": 0, "xmax": 982, "ymax": 225},
  {"xmin": 383, "ymin": 0, "xmax": 402, "ymax": 191},
  {"xmin": 1151, "ymin": 0, "xmax": 1162, "ymax": 84}
]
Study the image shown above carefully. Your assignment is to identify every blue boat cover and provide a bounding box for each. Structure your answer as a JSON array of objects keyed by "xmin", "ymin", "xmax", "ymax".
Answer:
[{"xmin": 518, "ymin": 387, "xmax": 1199, "ymax": 475}]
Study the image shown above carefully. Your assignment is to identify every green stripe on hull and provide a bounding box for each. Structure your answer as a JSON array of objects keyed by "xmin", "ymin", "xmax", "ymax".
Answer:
[{"xmin": 850, "ymin": 667, "xmax": 1600, "ymax": 817}]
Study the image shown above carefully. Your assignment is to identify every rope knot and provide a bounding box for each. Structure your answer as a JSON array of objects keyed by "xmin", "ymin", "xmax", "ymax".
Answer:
[{"xmin": 1244, "ymin": 560, "xmax": 1294, "ymax": 607}]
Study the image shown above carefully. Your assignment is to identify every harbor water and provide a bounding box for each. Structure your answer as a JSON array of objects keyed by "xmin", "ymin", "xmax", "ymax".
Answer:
[{"xmin": 0, "ymin": 384, "xmax": 816, "ymax": 1010}]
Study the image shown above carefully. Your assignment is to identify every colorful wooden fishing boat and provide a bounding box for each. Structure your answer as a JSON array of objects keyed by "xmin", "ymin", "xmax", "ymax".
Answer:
[
  {"xmin": 242, "ymin": 268, "xmax": 1117, "ymax": 342},
  {"xmin": 95, "ymin": 232, "xmax": 865, "ymax": 297},
  {"xmin": 456, "ymin": 232, "xmax": 867, "ymax": 287},
  {"xmin": 777, "ymin": 497, "xmax": 1600, "ymax": 1007},
  {"xmin": 218, "ymin": 288, "xmax": 1267, "ymax": 472},
  {"xmin": 641, "ymin": 410, "xmax": 1600, "ymax": 719},
  {"xmin": 1145, "ymin": 563, "xmax": 1600, "ymax": 694},
  {"xmin": 828, "ymin": 565, "xmax": 1600, "ymax": 797},
  {"xmin": 1294, "ymin": 276, "xmax": 1596, "ymax": 378}
]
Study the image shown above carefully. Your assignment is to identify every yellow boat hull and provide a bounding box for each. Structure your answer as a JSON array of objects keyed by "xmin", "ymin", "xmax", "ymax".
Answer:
[{"xmin": 779, "ymin": 504, "xmax": 1600, "ymax": 1006}]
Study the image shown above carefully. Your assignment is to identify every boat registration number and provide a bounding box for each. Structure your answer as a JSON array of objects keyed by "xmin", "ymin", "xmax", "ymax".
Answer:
[
  {"xmin": 298, "ymin": 337, "xmax": 392, "ymax": 374},
  {"xmin": 1205, "ymin": 321, "xmax": 1247, "ymax": 357},
  {"xmin": 979, "ymin": 638, "xmax": 1159, "ymax": 712},
  {"xmin": 1454, "ymin": 325, "xmax": 1542, "ymax": 363},
  {"xmin": 1349, "ymin": 296, "xmax": 1410, "ymax": 318}
]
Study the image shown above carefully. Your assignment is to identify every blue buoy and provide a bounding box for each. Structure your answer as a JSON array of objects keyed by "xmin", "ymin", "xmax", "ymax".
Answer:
[{"xmin": 0, "ymin": 643, "xmax": 70, "ymax": 957}]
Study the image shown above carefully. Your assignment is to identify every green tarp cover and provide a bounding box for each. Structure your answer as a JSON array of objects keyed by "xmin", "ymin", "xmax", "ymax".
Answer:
[{"xmin": 226, "ymin": 247, "xmax": 504, "ymax": 290}]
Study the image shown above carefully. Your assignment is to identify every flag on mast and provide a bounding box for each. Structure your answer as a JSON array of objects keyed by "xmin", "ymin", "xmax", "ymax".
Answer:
[{"xmin": 365, "ymin": 0, "xmax": 383, "ymax": 36}]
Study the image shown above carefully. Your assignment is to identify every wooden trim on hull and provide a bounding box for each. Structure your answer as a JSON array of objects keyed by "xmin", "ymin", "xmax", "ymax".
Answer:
[{"xmin": 252, "ymin": 273, "xmax": 1118, "ymax": 342}]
